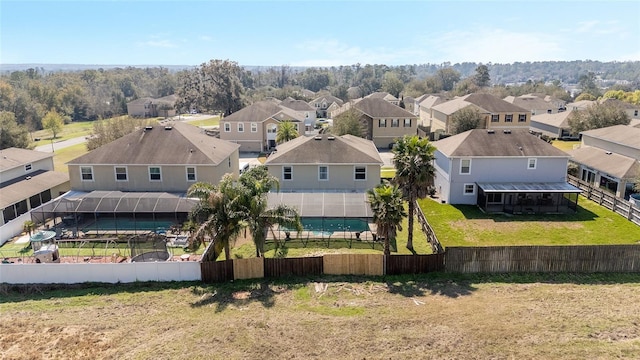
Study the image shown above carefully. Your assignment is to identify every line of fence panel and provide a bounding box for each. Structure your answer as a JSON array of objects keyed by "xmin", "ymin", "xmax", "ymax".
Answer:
[
  {"xmin": 385, "ymin": 254, "xmax": 445, "ymax": 275},
  {"xmin": 264, "ymin": 257, "xmax": 323, "ymax": 278},
  {"xmin": 200, "ymin": 260, "xmax": 233, "ymax": 283}
]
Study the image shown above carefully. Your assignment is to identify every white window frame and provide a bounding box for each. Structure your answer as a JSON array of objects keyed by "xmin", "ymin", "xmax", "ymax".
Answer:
[
  {"xmin": 237, "ymin": 122, "xmax": 244, "ymax": 132},
  {"xmin": 460, "ymin": 159, "xmax": 471, "ymax": 174},
  {"xmin": 354, "ymin": 166, "xmax": 367, "ymax": 181},
  {"xmin": 224, "ymin": 122, "xmax": 231, "ymax": 132},
  {"xmin": 379, "ymin": 119, "xmax": 387, "ymax": 127},
  {"xmin": 391, "ymin": 118, "xmax": 399, "ymax": 127},
  {"xmin": 463, "ymin": 183, "xmax": 476, "ymax": 195},
  {"xmin": 518, "ymin": 114, "xmax": 527, "ymax": 122},
  {"xmin": 186, "ymin": 166, "xmax": 197, "ymax": 182},
  {"xmin": 80, "ymin": 166, "xmax": 94, "ymax": 181},
  {"xmin": 528, "ymin": 158, "xmax": 537, "ymax": 170},
  {"xmin": 404, "ymin": 118, "xmax": 412, "ymax": 127},
  {"xmin": 267, "ymin": 124, "xmax": 277, "ymax": 134},
  {"xmin": 318, "ymin": 165, "xmax": 328, "ymax": 181},
  {"xmin": 282, "ymin": 166, "xmax": 292, "ymax": 181},
  {"xmin": 505, "ymin": 114, "xmax": 513, "ymax": 122},
  {"xmin": 251, "ymin": 122, "xmax": 257, "ymax": 133},
  {"xmin": 491, "ymin": 114, "xmax": 499, "ymax": 122},
  {"xmin": 25, "ymin": 164, "xmax": 32, "ymax": 172},
  {"xmin": 114, "ymin": 166, "xmax": 128, "ymax": 182},
  {"xmin": 149, "ymin": 166, "xmax": 162, "ymax": 181}
]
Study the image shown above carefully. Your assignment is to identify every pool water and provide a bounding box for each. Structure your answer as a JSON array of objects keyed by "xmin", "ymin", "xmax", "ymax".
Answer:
[
  {"xmin": 287, "ymin": 218, "xmax": 369, "ymax": 234},
  {"xmin": 82, "ymin": 218, "xmax": 175, "ymax": 232}
]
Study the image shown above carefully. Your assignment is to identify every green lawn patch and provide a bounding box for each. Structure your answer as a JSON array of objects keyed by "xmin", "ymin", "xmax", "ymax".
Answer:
[
  {"xmin": 417, "ymin": 197, "xmax": 640, "ymax": 247},
  {"xmin": 551, "ymin": 140, "xmax": 580, "ymax": 152},
  {"xmin": 184, "ymin": 116, "xmax": 220, "ymax": 127},
  {"xmin": 380, "ymin": 166, "xmax": 396, "ymax": 179},
  {"xmin": 53, "ymin": 142, "xmax": 89, "ymax": 173}
]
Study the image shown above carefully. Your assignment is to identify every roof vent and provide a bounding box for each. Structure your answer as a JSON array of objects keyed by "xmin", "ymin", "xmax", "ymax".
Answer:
[
  {"xmin": 145, "ymin": 126, "xmax": 153, "ymax": 130},
  {"xmin": 606, "ymin": 151, "xmax": 612, "ymax": 155},
  {"xmin": 25, "ymin": 176, "xmax": 32, "ymax": 180},
  {"xmin": 487, "ymin": 129, "xmax": 495, "ymax": 134},
  {"xmin": 503, "ymin": 129, "xmax": 511, "ymax": 134},
  {"xmin": 327, "ymin": 136, "xmax": 336, "ymax": 140},
  {"xmin": 164, "ymin": 126, "xmax": 173, "ymax": 130},
  {"xmin": 314, "ymin": 136, "xmax": 322, "ymax": 140}
]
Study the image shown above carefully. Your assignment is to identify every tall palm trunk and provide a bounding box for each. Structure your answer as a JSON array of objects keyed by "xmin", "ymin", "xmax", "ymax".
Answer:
[
  {"xmin": 406, "ymin": 196, "xmax": 415, "ymax": 252},
  {"xmin": 383, "ymin": 225, "xmax": 391, "ymax": 256}
]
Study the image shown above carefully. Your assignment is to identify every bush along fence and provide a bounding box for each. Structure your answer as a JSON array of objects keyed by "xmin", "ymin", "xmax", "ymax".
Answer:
[{"xmin": 568, "ymin": 175, "xmax": 640, "ymax": 226}]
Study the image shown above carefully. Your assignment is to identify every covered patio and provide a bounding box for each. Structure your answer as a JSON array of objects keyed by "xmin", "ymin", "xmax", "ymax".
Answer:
[{"xmin": 476, "ymin": 182, "xmax": 582, "ymax": 214}]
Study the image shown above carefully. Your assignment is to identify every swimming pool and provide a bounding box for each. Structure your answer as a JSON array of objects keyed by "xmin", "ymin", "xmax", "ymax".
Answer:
[
  {"xmin": 82, "ymin": 218, "xmax": 175, "ymax": 232},
  {"xmin": 286, "ymin": 218, "xmax": 369, "ymax": 234}
]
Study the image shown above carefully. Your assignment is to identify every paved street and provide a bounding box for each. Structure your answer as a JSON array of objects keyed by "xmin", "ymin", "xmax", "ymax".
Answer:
[{"xmin": 34, "ymin": 136, "xmax": 87, "ymax": 153}]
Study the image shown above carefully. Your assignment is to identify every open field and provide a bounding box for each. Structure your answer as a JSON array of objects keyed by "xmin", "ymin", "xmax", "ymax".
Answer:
[
  {"xmin": 419, "ymin": 197, "xmax": 640, "ymax": 247},
  {"xmin": 52, "ymin": 142, "xmax": 88, "ymax": 174},
  {"xmin": 2, "ymin": 273, "xmax": 640, "ymax": 359},
  {"xmin": 183, "ymin": 115, "xmax": 220, "ymax": 127}
]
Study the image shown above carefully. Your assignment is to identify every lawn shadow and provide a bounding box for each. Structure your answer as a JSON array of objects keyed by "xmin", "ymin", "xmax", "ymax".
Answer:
[
  {"xmin": 452, "ymin": 204, "xmax": 598, "ymax": 222},
  {"xmin": 190, "ymin": 280, "xmax": 277, "ymax": 312},
  {"xmin": 385, "ymin": 274, "xmax": 476, "ymax": 299}
]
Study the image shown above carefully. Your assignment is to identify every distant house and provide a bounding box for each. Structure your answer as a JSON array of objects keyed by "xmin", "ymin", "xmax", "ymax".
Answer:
[
  {"xmin": 333, "ymin": 97, "xmax": 419, "ymax": 148},
  {"xmin": 67, "ymin": 122, "xmax": 240, "ymax": 192},
  {"xmin": 265, "ymin": 134, "xmax": 383, "ymax": 191},
  {"xmin": 599, "ymin": 98, "xmax": 640, "ymax": 119},
  {"xmin": 402, "ymin": 96, "xmax": 417, "ymax": 115},
  {"xmin": 430, "ymin": 93, "xmax": 531, "ymax": 136},
  {"xmin": 365, "ymin": 92, "xmax": 400, "ymax": 106},
  {"xmin": 565, "ymin": 100, "xmax": 596, "ymax": 111},
  {"xmin": 126, "ymin": 94, "xmax": 177, "ymax": 118},
  {"xmin": 219, "ymin": 101, "xmax": 307, "ymax": 152},
  {"xmin": 530, "ymin": 110, "xmax": 576, "ymax": 139},
  {"xmin": 417, "ymin": 94, "xmax": 446, "ymax": 128},
  {"xmin": 0, "ymin": 148, "xmax": 70, "ymax": 244},
  {"xmin": 432, "ymin": 129, "xmax": 580, "ymax": 213},
  {"xmin": 569, "ymin": 124, "xmax": 640, "ymax": 199},
  {"xmin": 279, "ymin": 97, "xmax": 317, "ymax": 132},
  {"xmin": 503, "ymin": 94, "xmax": 564, "ymax": 115},
  {"xmin": 309, "ymin": 95, "xmax": 344, "ymax": 118}
]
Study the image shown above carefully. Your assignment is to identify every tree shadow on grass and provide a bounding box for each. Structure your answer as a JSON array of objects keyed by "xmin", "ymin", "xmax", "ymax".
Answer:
[
  {"xmin": 385, "ymin": 274, "xmax": 476, "ymax": 299},
  {"xmin": 453, "ymin": 204, "xmax": 598, "ymax": 222},
  {"xmin": 190, "ymin": 280, "xmax": 278, "ymax": 312}
]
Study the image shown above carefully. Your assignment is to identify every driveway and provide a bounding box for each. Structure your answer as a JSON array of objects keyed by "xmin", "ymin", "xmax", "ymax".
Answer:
[{"xmin": 378, "ymin": 149, "xmax": 394, "ymax": 167}]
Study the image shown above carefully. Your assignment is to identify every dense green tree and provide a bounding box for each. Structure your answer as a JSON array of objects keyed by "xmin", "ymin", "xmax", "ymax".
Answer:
[
  {"xmin": 276, "ymin": 121, "xmax": 299, "ymax": 144},
  {"xmin": 41, "ymin": 109, "xmax": 64, "ymax": 139},
  {"xmin": 575, "ymin": 93, "xmax": 597, "ymax": 101},
  {"xmin": 381, "ymin": 72, "xmax": 404, "ymax": 98},
  {"xmin": 578, "ymin": 71, "xmax": 601, "ymax": 98},
  {"xmin": 436, "ymin": 68, "xmax": 461, "ymax": 91},
  {"xmin": 367, "ymin": 183, "xmax": 407, "ymax": 256},
  {"xmin": 392, "ymin": 135, "xmax": 436, "ymax": 252},
  {"xmin": 86, "ymin": 116, "xmax": 149, "ymax": 150},
  {"xmin": 474, "ymin": 65, "xmax": 491, "ymax": 87},
  {"xmin": 0, "ymin": 111, "xmax": 30, "ymax": 149},
  {"xmin": 332, "ymin": 108, "xmax": 365, "ymax": 137},
  {"xmin": 568, "ymin": 103, "xmax": 630, "ymax": 134},
  {"xmin": 449, "ymin": 107, "xmax": 483, "ymax": 134}
]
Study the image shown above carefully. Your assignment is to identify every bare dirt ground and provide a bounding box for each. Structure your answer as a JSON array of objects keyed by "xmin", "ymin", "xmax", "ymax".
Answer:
[{"xmin": 2, "ymin": 275, "xmax": 640, "ymax": 359}]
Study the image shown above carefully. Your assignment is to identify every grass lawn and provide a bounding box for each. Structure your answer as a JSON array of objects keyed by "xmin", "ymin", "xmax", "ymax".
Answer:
[
  {"xmin": 183, "ymin": 115, "xmax": 220, "ymax": 127},
  {"xmin": 418, "ymin": 197, "xmax": 640, "ymax": 247},
  {"xmin": 52, "ymin": 142, "xmax": 89, "ymax": 174},
  {"xmin": 552, "ymin": 139, "xmax": 581, "ymax": 152},
  {"xmin": 2, "ymin": 273, "xmax": 640, "ymax": 358},
  {"xmin": 381, "ymin": 166, "xmax": 396, "ymax": 179}
]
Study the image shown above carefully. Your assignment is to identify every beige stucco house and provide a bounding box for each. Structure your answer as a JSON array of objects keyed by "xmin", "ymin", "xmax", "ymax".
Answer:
[
  {"xmin": 67, "ymin": 122, "xmax": 240, "ymax": 192},
  {"xmin": 126, "ymin": 94, "xmax": 177, "ymax": 118},
  {"xmin": 365, "ymin": 92, "xmax": 400, "ymax": 106},
  {"xmin": 309, "ymin": 95, "xmax": 344, "ymax": 118}
]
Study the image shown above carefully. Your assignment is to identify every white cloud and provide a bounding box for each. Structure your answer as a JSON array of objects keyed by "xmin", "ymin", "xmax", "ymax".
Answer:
[
  {"xmin": 574, "ymin": 20, "xmax": 623, "ymax": 35},
  {"xmin": 199, "ymin": 35, "xmax": 213, "ymax": 42},
  {"xmin": 292, "ymin": 39, "xmax": 419, "ymax": 66},
  {"xmin": 137, "ymin": 39, "xmax": 177, "ymax": 48}
]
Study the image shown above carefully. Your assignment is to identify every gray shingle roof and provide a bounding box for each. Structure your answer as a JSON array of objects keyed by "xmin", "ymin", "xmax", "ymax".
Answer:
[
  {"xmin": 580, "ymin": 124, "xmax": 640, "ymax": 149},
  {"xmin": 463, "ymin": 93, "xmax": 529, "ymax": 113},
  {"xmin": 68, "ymin": 122, "xmax": 239, "ymax": 166},
  {"xmin": 531, "ymin": 110, "xmax": 574, "ymax": 128},
  {"xmin": 352, "ymin": 98, "xmax": 417, "ymax": 118},
  {"xmin": 434, "ymin": 129, "xmax": 569, "ymax": 157},
  {"xmin": 223, "ymin": 101, "xmax": 283, "ymax": 123},
  {"xmin": 569, "ymin": 146, "xmax": 639, "ymax": 179},
  {"xmin": 265, "ymin": 134, "xmax": 383, "ymax": 165},
  {"xmin": 366, "ymin": 92, "xmax": 399, "ymax": 102},
  {"xmin": 0, "ymin": 148, "xmax": 52, "ymax": 172},
  {"xmin": 280, "ymin": 98, "xmax": 315, "ymax": 112}
]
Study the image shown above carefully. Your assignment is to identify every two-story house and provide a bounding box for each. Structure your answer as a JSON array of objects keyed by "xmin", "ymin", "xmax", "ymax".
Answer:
[
  {"xmin": 569, "ymin": 124, "xmax": 640, "ymax": 199},
  {"xmin": 417, "ymin": 94, "xmax": 446, "ymax": 128},
  {"xmin": 333, "ymin": 97, "xmax": 419, "ymax": 148},
  {"xmin": 309, "ymin": 95, "xmax": 344, "ymax": 118},
  {"xmin": 365, "ymin": 92, "xmax": 400, "ymax": 106},
  {"xmin": 126, "ymin": 94, "xmax": 177, "ymax": 118},
  {"xmin": 219, "ymin": 101, "xmax": 305, "ymax": 152},
  {"xmin": 0, "ymin": 148, "xmax": 70, "ymax": 244},
  {"xmin": 503, "ymin": 94, "xmax": 563, "ymax": 115},
  {"xmin": 529, "ymin": 110, "xmax": 576, "ymax": 140},
  {"xmin": 279, "ymin": 97, "xmax": 317, "ymax": 133},
  {"xmin": 433, "ymin": 129, "xmax": 581, "ymax": 213},
  {"xmin": 430, "ymin": 93, "xmax": 531, "ymax": 136}
]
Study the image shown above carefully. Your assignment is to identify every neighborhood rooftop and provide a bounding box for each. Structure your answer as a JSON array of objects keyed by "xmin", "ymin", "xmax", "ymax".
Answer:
[{"xmin": 265, "ymin": 134, "xmax": 383, "ymax": 165}]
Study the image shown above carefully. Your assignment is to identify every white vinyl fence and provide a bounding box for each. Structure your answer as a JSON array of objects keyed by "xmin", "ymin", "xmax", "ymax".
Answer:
[
  {"xmin": 0, "ymin": 261, "xmax": 201, "ymax": 284},
  {"xmin": 0, "ymin": 212, "xmax": 32, "ymax": 246}
]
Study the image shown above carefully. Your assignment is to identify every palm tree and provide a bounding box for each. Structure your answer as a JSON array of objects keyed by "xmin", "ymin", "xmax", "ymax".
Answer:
[
  {"xmin": 392, "ymin": 135, "xmax": 436, "ymax": 252},
  {"xmin": 367, "ymin": 183, "xmax": 407, "ymax": 256},
  {"xmin": 276, "ymin": 121, "xmax": 299, "ymax": 144}
]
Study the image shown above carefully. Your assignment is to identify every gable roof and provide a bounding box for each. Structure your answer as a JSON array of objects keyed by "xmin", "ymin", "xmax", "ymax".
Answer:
[
  {"xmin": 566, "ymin": 100, "xmax": 596, "ymax": 111},
  {"xmin": 434, "ymin": 129, "xmax": 569, "ymax": 157},
  {"xmin": 280, "ymin": 98, "xmax": 315, "ymax": 112},
  {"xmin": 503, "ymin": 94, "xmax": 555, "ymax": 112},
  {"xmin": 310, "ymin": 95, "xmax": 344, "ymax": 106},
  {"xmin": 223, "ymin": 101, "xmax": 283, "ymax": 123},
  {"xmin": 569, "ymin": 146, "xmax": 640, "ymax": 179},
  {"xmin": 531, "ymin": 110, "xmax": 574, "ymax": 128},
  {"xmin": 366, "ymin": 92, "xmax": 399, "ymax": 102},
  {"xmin": 462, "ymin": 93, "xmax": 529, "ymax": 113},
  {"xmin": 0, "ymin": 148, "xmax": 53, "ymax": 172},
  {"xmin": 418, "ymin": 95, "xmax": 445, "ymax": 109},
  {"xmin": 68, "ymin": 122, "xmax": 239, "ymax": 166},
  {"xmin": 599, "ymin": 98, "xmax": 640, "ymax": 110},
  {"xmin": 580, "ymin": 124, "xmax": 640, "ymax": 149},
  {"xmin": 0, "ymin": 169, "xmax": 69, "ymax": 209},
  {"xmin": 265, "ymin": 134, "xmax": 383, "ymax": 165},
  {"xmin": 127, "ymin": 97, "xmax": 155, "ymax": 105},
  {"xmin": 351, "ymin": 98, "xmax": 417, "ymax": 119},
  {"xmin": 431, "ymin": 97, "xmax": 476, "ymax": 115}
]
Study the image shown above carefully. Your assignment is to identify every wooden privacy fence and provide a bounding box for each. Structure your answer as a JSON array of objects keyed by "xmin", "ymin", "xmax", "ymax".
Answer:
[
  {"xmin": 200, "ymin": 260, "xmax": 233, "ymax": 283},
  {"xmin": 323, "ymin": 254, "xmax": 383, "ymax": 276},
  {"xmin": 386, "ymin": 254, "xmax": 445, "ymax": 275},
  {"xmin": 414, "ymin": 200, "xmax": 444, "ymax": 253},
  {"xmin": 264, "ymin": 257, "xmax": 323, "ymax": 278},
  {"xmin": 568, "ymin": 175, "xmax": 640, "ymax": 226},
  {"xmin": 446, "ymin": 245, "xmax": 640, "ymax": 273}
]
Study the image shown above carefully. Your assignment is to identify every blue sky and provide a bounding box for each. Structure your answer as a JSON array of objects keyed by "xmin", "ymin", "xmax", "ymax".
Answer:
[{"xmin": 2, "ymin": 0, "xmax": 639, "ymax": 66}]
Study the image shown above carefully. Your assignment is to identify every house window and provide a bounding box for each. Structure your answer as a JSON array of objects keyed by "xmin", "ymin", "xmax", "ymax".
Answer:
[
  {"xmin": 491, "ymin": 114, "xmax": 499, "ymax": 122},
  {"xmin": 238, "ymin": 122, "xmax": 244, "ymax": 132},
  {"xmin": 115, "ymin": 166, "xmax": 128, "ymax": 181},
  {"xmin": 149, "ymin": 166, "xmax": 161, "ymax": 181},
  {"xmin": 460, "ymin": 159, "xmax": 471, "ymax": 174},
  {"xmin": 186, "ymin": 167, "xmax": 196, "ymax": 182},
  {"xmin": 283, "ymin": 166, "xmax": 292, "ymax": 181},
  {"xmin": 547, "ymin": 109, "xmax": 553, "ymax": 114},
  {"xmin": 464, "ymin": 183, "xmax": 475, "ymax": 195},
  {"xmin": 267, "ymin": 124, "xmax": 277, "ymax": 134},
  {"xmin": 251, "ymin": 122, "xmax": 257, "ymax": 132},
  {"xmin": 25, "ymin": 164, "xmax": 32, "ymax": 172},
  {"xmin": 487, "ymin": 193, "xmax": 503, "ymax": 203},
  {"xmin": 635, "ymin": 110, "xmax": 638, "ymax": 116},
  {"xmin": 318, "ymin": 166, "xmax": 328, "ymax": 181},
  {"xmin": 224, "ymin": 122, "xmax": 231, "ymax": 132},
  {"xmin": 379, "ymin": 119, "xmax": 387, "ymax": 127},
  {"xmin": 305, "ymin": 112, "xmax": 309, "ymax": 118},
  {"xmin": 505, "ymin": 114, "xmax": 513, "ymax": 122},
  {"xmin": 354, "ymin": 166, "xmax": 367, "ymax": 180},
  {"xmin": 391, "ymin": 119, "xmax": 399, "ymax": 127},
  {"xmin": 80, "ymin": 166, "xmax": 94, "ymax": 181},
  {"xmin": 404, "ymin": 118, "xmax": 412, "ymax": 127},
  {"xmin": 518, "ymin": 114, "xmax": 527, "ymax": 122},
  {"xmin": 528, "ymin": 158, "xmax": 537, "ymax": 170}
]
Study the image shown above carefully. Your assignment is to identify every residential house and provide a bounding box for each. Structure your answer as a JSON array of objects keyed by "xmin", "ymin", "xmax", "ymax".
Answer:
[
  {"xmin": 503, "ymin": 94, "xmax": 564, "ymax": 115},
  {"xmin": 333, "ymin": 97, "xmax": 419, "ymax": 148},
  {"xmin": 126, "ymin": 94, "xmax": 177, "ymax": 118},
  {"xmin": 599, "ymin": 98, "xmax": 640, "ymax": 119},
  {"xmin": 0, "ymin": 148, "xmax": 70, "ymax": 244},
  {"xmin": 309, "ymin": 95, "xmax": 344, "ymax": 118},
  {"xmin": 279, "ymin": 97, "xmax": 317, "ymax": 132},
  {"xmin": 365, "ymin": 92, "xmax": 400, "ymax": 106},
  {"xmin": 402, "ymin": 96, "xmax": 417, "ymax": 115},
  {"xmin": 67, "ymin": 122, "xmax": 240, "ymax": 192},
  {"xmin": 432, "ymin": 129, "xmax": 580, "ymax": 213},
  {"xmin": 569, "ymin": 124, "xmax": 640, "ymax": 199},
  {"xmin": 220, "ymin": 101, "xmax": 306, "ymax": 152},
  {"xmin": 430, "ymin": 93, "xmax": 531, "ymax": 136},
  {"xmin": 565, "ymin": 100, "xmax": 596, "ymax": 111},
  {"xmin": 417, "ymin": 94, "xmax": 446, "ymax": 128},
  {"xmin": 530, "ymin": 110, "xmax": 576, "ymax": 139}
]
